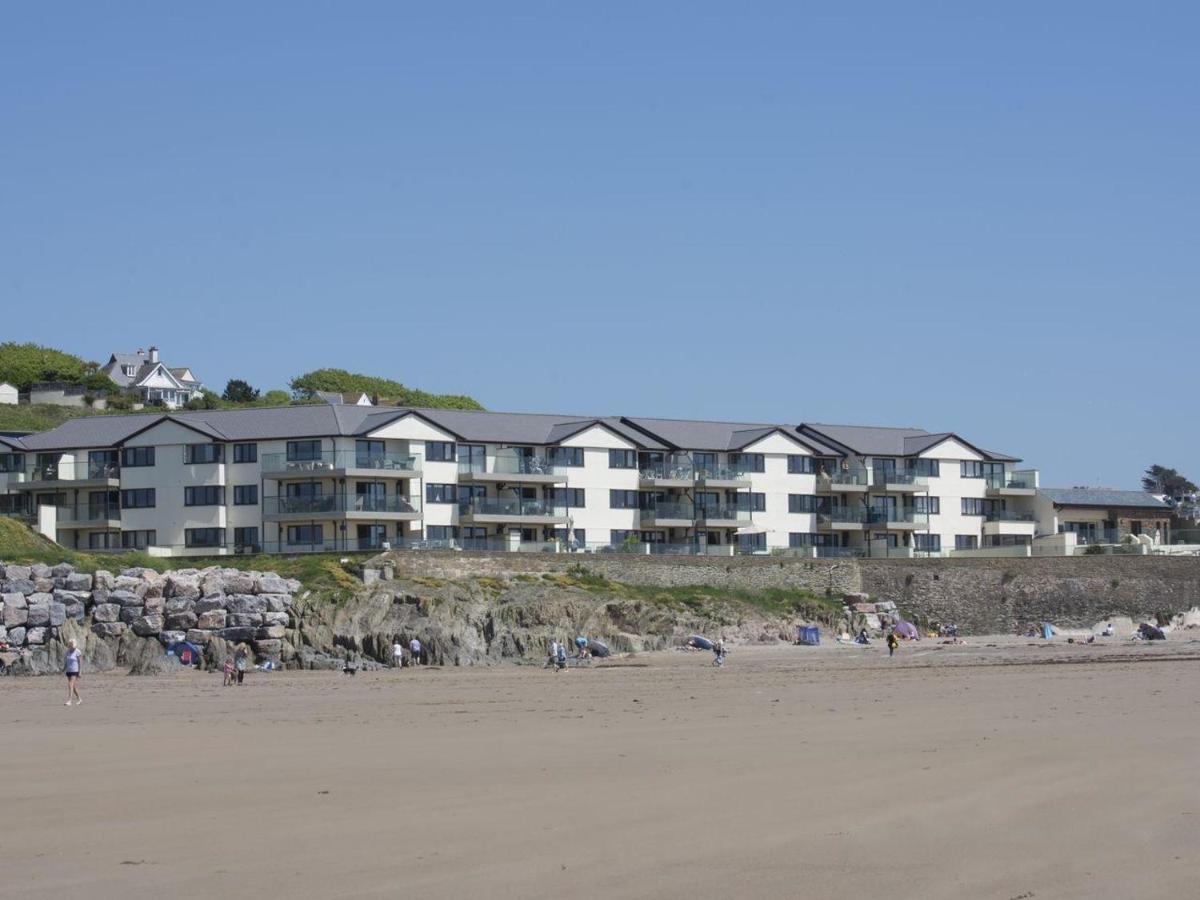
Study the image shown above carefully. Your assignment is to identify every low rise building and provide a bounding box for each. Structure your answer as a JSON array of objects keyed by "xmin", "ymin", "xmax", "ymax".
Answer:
[
  {"xmin": 99, "ymin": 345, "xmax": 202, "ymax": 408},
  {"xmin": 1034, "ymin": 488, "xmax": 1172, "ymax": 546},
  {"xmin": 0, "ymin": 405, "xmax": 1039, "ymax": 558}
]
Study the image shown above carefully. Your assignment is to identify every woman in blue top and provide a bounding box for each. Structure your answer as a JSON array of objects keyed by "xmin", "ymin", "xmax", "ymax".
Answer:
[{"xmin": 64, "ymin": 638, "xmax": 82, "ymax": 706}]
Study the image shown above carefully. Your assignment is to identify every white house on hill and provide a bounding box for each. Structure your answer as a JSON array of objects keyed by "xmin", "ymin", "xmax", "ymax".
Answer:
[{"xmin": 100, "ymin": 346, "xmax": 203, "ymax": 409}]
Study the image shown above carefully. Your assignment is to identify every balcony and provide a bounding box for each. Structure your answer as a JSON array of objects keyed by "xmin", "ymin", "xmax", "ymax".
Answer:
[
  {"xmin": 817, "ymin": 506, "xmax": 869, "ymax": 529},
  {"xmin": 866, "ymin": 508, "xmax": 929, "ymax": 530},
  {"xmin": 55, "ymin": 505, "xmax": 122, "ymax": 529},
  {"xmin": 982, "ymin": 510, "xmax": 1037, "ymax": 536},
  {"xmin": 639, "ymin": 501, "xmax": 696, "ymax": 527},
  {"xmin": 815, "ymin": 468, "xmax": 871, "ymax": 493},
  {"xmin": 261, "ymin": 451, "xmax": 421, "ymax": 480},
  {"xmin": 873, "ymin": 470, "xmax": 929, "ymax": 493},
  {"xmin": 458, "ymin": 452, "xmax": 569, "ymax": 485},
  {"xmin": 693, "ymin": 465, "xmax": 751, "ymax": 489},
  {"xmin": 638, "ymin": 455, "xmax": 694, "ymax": 488},
  {"xmin": 986, "ymin": 470, "xmax": 1038, "ymax": 498},
  {"xmin": 263, "ymin": 494, "xmax": 422, "ymax": 522},
  {"xmin": 457, "ymin": 496, "xmax": 568, "ymax": 525},
  {"xmin": 694, "ymin": 504, "xmax": 752, "ymax": 527},
  {"xmin": 12, "ymin": 460, "xmax": 121, "ymax": 491}
]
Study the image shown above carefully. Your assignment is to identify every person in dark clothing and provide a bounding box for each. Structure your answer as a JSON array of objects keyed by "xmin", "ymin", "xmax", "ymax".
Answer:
[{"xmin": 886, "ymin": 632, "xmax": 899, "ymax": 657}]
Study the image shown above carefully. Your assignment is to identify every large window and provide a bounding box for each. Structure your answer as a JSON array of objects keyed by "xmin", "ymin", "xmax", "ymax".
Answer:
[
  {"xmin": 548, "ymin": 447, "xmax": 584, "ymax": 467},
  {"xmin": 739, "ymin": 492, "xmax": 766, "ymax": 512},
  {"xmin": 955, "ymin": 535, "xmax": 978, "ymax": 550},
  {"xmin": 547, "ymin": 487, "xmax": 586, "ymax": 508},
  {"xmin": 121, "ymin": 530, "xmax": 157, "ymax": 550},
  {"xmin": 121, "ymin": 447, "xmax": 155, "ymax": 468},
  {"xmin": 789, "ymin": 533, "xmax": 840, "ymax": 548},
  {"xmin": 908, "ymin": 459, "xmax": 940, "ymax": 477},
  {"xmin": 0, "ymin": 452, "xmax": 23, "ymax": 473},
  {"xmin": 233, "ymin": 485, "xmax": 259, "ymax": 506},
  {"xmin": 609, "ymin": 449, "xmax": 637, "ymax": 469},
  {"xmin": 609, "ymin": 489, "xmax": 639, "ymax": 509},
  {"xmin": 425, "ymin": 441, "xmax": 456, "ymax": 462},
  {"xmin": 233, "ymin": 443, "xmax": 257, "ymax": 464},
  {"xmin": 961, "ymin": 460, "xmax": 985, "ymax": 479},
  {"xmin": 287, "ymin": 440, "xmax": 322, "ymax": 461},
  {"xmin": 355, "ymin": 440, "xmax": 385, "ymax": 466},
  {"xmin": 185, "ymin": 527, "xmax": 225, "ymax": 548},
  {"xmin": 185, "ymin": 444, "xmax": 224, "ymax": 465},
  {"xmin": 729, "ymin": 452, "xmax": 764, "ymax": 473},
  {"xmin": 233, "ymin": 526, "xmax": 260, "ymax": 550},
  {"xmin": 185, "ymin": 486, "xmax": 224, "ymax": 506},
  {"xmin": 961, "ymin": 498, "xmax": 985, "ymax": 515},
  {"xmin": 788, "ymin": 494, "xmax": 824, "ymax": 514},
  {"xmin": 88, "ymin": 532, "xmax": 120, "ymax": 550},
  {"xmin": 913, "ymin": 496, "xmax": 940, "ymax": 515},
  {"xmin": 788, "ymin": 456, "xmax": 829, "ymax": 475},
  {"xmin": 738, "ymin": 532, "xmax": 767, "ymax": 552},
  {"xmin": 425, "ymin": 483, "xmax": 458, "ymax": 504},
  {"xmin": 427, "ymin": 525, "xmax": 459, "ymax": 541},
  {"xmin": 610, "ymin": 529, "xmax": 639, "ymax": 543},
  {"xmin": 914, "ymin": 534, "xmax": 941, "ymax": 552},
  {"xmin": 458, "ymin": 444, "xmax": 485, "ymax": 473},
  {"xmin": 286, "ymin": 524, "xmax": 323, "ymax": 546},
  {"xmin": 121, "ymin": 488, "xmax": 156, "ymax": 509}
]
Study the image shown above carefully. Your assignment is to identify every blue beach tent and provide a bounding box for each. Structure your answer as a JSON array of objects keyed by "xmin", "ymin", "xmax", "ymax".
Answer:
[{"xmin": 797, "ymin": 626, "xmax": 820, "ymax": 646}]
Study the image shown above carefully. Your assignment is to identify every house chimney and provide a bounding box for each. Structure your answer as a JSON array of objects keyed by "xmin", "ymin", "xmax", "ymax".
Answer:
[{"xmin": 149, "ymin": 346, "xmax": 159, "ymax": 364}]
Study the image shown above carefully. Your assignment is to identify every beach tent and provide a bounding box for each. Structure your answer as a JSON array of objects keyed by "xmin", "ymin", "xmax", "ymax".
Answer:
[
  {"xmin": 894, "ymin": 621, "xmax": 919, "ymax": 640},
  {"xmin": 167, "ymin": 640, "xmax": 203, "ymax": 667},
  {"xmin": 1041, "ymin": 623, "xmax": 1054, "ymax": 640},
  {"xmin": 687, "ymin": 636, "xmax": 715, "ymax": 651},
  {"xmin": 797, "ymin": 626, "xmax": 820, "ymax": 646},
  {"xmin": 586, "ymin": 639, "xmax": 611, "ymax": 658}
]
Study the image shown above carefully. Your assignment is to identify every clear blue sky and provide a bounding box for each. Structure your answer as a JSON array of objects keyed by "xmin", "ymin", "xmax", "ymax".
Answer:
[{"xmin": 3, "ymin": 3, "xmax": 1196, "ymax": 488}]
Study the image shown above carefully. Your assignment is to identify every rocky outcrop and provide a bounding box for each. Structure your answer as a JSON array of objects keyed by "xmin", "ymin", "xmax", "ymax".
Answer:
[{"xmin": 0, "ymin": 562, "xmax": 300, "ymax": 676}]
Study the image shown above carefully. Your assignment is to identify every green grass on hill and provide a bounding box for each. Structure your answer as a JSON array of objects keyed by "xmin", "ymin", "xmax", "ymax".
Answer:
[
  {"xmin": 0, "ymin": 517, "xmax": 360, "ymax": 593},
  {"xmin": 0, "ymin": 404, "xmax": 160, "ymax": 434}
]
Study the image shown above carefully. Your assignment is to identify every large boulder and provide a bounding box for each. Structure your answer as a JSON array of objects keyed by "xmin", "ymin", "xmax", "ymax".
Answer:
[
  {"xmin": 200, "ymin": 571, "xmax": 225, "ymax": 599},
  {"xmin": 164, "ymin": 598, "xmax": 195, "ymax": 616},
  {"xmin": 93, "ymin": 570, "xmax": 116, "ymax": 591},
  {"xmin": 113, "ymin": 576, "xmax": 148, "ymax": 598},
  {"xmin": 196, "ymin": 609, "xmax": 226, "ymax": 630},
  {"xmin": 165, "ymin": 611, "xmax": 198, "ymax": 631},
  {"xmin": 7, "ymin": 626, "xmax": 26, "ymax": 645},
  {"xmin": 226, "ymin": 595, "xmax": 267, "ymax": 616},
  {"xmin": 227, "ymin": 613, "xmax": 263, "ymax": 628},
  {"xmin": 165, "ymin": 573, "xmax": 201, "ymax": 601},
  {"xmin": 92, "ymin": 603, "xmax": 121, "ymax": 623},
  {"xmin": 257, "ymin": 625, "xmax": 287, "ymax": 640},
  {"xmin": 53, "ymin": 588, "xmax": 91, "ymax": 606},
  {"xmin": 253, "ymin": 639, "xmax": 283, "ymax": 658},
  {"xmin": 128, "ymin": 652, "xmax": 182, "ymax": 676},
  {"xmin": 217, "ymin": 626, "xmax": 256, "ymax": 643},
  {"xmin": 255, "ymin": 574, "xmax": 290, "ymax": 595},
  {"xmin": 25, "ymin": 594, "xmax": 53, "ymax": 627},
  {"xmin": 158, "ymin": 630, "xmax": 187, "ymax": 646},
  {"xmin": 119, "ymin": 606, "xmax": 144, "ymax": 625},
  {"xmin": 48, "ymin": 602, "xmax": 66, "ymax": 627},
  {"xmin": 3, "ymin": 593, "xmax": 27, "ymax": 627},
  {"xmin": 260, "ymin": 594, "xmax": 291, "ymax": 613},
  {"xmin": 131, "ymin": 614, "xmax": 164, "ymax": 637},
  {"xmin": 5, "ymin": 565, "xmax": 32, "ymax": 582},
  {"xmin": 185, "ymin": 629, "xmax": 214, "ymax": 645},
  {"xmin": 194, "ymin": 597, "xmax": 225, "ymax": 615},
  {"xmin": 91, "ymin": 621, "xmax": 127, "ymax": 639},
  {"xmin": 3, "ymin": 578, "xmax": 36, "ymax": 595},
  {"xmin": 64, "ymin": 572, "xmax": 93, "ymax": 592},
  {"xmin": 263, "ymin": 611, "xmax": 291, "ymax": 627},
  {"xmin": 30, "ymin": 563, "xmax": 52, "ymax": 579},
  {"xmin": 110, "ymin": 589, "xmax": 143, "ymax": 607},
  {"xmin": 25, "ymin": 626, "xmax": 47, "ymax": 645},
  {"xmin": 142, "ymin": 595, "xmax": 165, "ymax": 616},
  {"xmin": 221, "ymin": 572, "xmax": 256, "ymax": 594}
]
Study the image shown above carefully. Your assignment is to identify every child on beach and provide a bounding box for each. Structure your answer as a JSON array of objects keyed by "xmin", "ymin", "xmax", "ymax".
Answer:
[
  {"xmin": 712, "ymin": 639, "xmax": 726, "ymax": 667},
  {"xmin": 887, "ymin": 632, "xmax": 899, "ymax": 657},
  {"xmin": 555, "ymin": 642, "xmax": 567, "ymax": 672},
  {"xmin": 222, "ymin": 657, "xmax": 234, "ymax": 686}
]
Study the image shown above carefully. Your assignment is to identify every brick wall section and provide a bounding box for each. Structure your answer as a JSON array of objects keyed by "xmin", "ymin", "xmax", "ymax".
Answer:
[{"xmin": 376, "ymin": 551, "xmax": 1200, "ymax": 634}]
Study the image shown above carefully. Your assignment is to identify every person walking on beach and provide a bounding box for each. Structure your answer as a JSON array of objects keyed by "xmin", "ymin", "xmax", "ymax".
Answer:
[
  {"xmin": 712, "ymin": 638, "xmax": 726, "ymax": 667},
  {"xmin": 222, "ymin": 656, "xmax": 234, "ymax": 686},
  {"xmin": 555, "ymin": 641, "xmax": 568, "ymax": 672},
  {"xmin": 63, "ymin": 638, "xmax": 82, "ymax": 706},
  {"xmin": 392, "ymin": 640, "xmax": 404, "ymax": 669},
  {"xmin": 886, "ymin": 631, "xmax": 899, "ymax": 657},
  {"xmin": 409, "ymin": 636, "xmax": 422, "ymax": 666},
  {"xmin": 234, "ymin": 647, "xmax": 248, "ymax": 685}
]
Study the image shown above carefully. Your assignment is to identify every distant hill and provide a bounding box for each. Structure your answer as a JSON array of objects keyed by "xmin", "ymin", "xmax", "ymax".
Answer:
[
  {"xmin": 289, "ymin": 368, "xmax": 483, "ymax": 410},
  {"xmin": 0, "ymin": 342, "xmax": 114, "ymax": 393}
]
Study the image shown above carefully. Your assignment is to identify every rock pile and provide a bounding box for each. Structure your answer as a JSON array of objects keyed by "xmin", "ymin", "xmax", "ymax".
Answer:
[{"xmin": 1, "ymin": 562, "xmax": 300, "ymax": 667}]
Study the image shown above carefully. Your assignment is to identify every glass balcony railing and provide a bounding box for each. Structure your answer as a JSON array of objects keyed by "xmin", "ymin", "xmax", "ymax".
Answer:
[
  {"xmin": 985, "ymin": 472, "xmax": 1037, "ymax": 491},
  {"xmin": 694, "ymin": 465, "xmax": 749, "ymax": 482},
  {"xmin": 640, "ymin": 501, "xmax": 695, "ymax": 521},
  {"xmin": 984, "ymin": 510, "xmax": 1036, "ymax": 522},
  {"xmin": 263, "ymin": 495, "xmax": 420, "ymax": 516},
  {"xmin": 866, "ymin": 508, "xmax": 929, "ymax": 526},
  {"xmin": 639, "ymin": 459, "xmax": 695, "ymax": 481},
  {"xmin": 817, "ymin": 467, "xmax": 871, "ymax": 487},
  {"xmin": 694, "ymin": 504, "xmax": 751, "ymax": 523},
  {"xmin": 261, "ymin": 451, "xmax": 421, "ymax": 475},
  {"xmin": 818, "ymin": 506, "xmax": 868, "ymax": 524},
  {"xmin": 458, "ymin": 497, "xmax": 567, "ymax": 518},
  {"xmin": 57, "ymin": 505, "xmax": 121, "ymax": 524},
  {"xmin": 875, "ymin": 470, "xmax": 923, "ymax": 486},
  {"xmin": 25, "ymin": 460, "xmax": 120, "ymax": 482},
  {"xmin": 461, "ymin": 453, "xmax": 570, "ymax": 478}
]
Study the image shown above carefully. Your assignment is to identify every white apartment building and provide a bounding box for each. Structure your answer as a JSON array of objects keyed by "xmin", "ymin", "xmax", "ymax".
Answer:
[{"xmin": 0, "ymin": 406, "xmax": 1039, "ymax": 558}]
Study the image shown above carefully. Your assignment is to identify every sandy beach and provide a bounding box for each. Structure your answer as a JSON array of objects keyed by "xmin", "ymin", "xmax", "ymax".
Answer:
[{"xmin": 2, "ymin": 637, "xmax": 1197, "ymax": 899}]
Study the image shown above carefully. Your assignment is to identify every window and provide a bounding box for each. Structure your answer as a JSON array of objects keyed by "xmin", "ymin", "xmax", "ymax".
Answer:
[
  {"xmin": 914, "ymin": 534, "xmax": 941, "ymax": 552},
  {"xmin": 907, "ymin": 459, "xmax": 940, "ymax": 477},
  {"xmin": 122, "ymin": 364, "xmax": 137, "ymax": 377},
  {"xmin": 286, "ymin": 524, "xmax": 323, "ymax": 546},
  {"xmin": 121, "ymin": 488, "xmax": 156, "ymax": 509},
  {"xmin": 233, "ymin": 526, "xmax": 260, "ymax": 550},
  {"xmin": 609, "ymin": 489, "xmax": 639, "ymax": 509},
  {"xmin": 729, "ymin": 452, "xmax": 764, "ymax": 473},
  {"xmin": 427, "ymin": 525, "xmax": 459, "ymax": 541},
  {"xmin": 426, "ymin": 441, "xmax": 456, "ymax": 462},
  {"xmin": 913, "ymin": 496, "xmax": 941, "ymax": 515},
  {"xmin": 547, "ymin": 527, "xmax": 586, "ymax": 545},
  {"xmin": 740, "ymin": 492, "xmax": 766, "ymax": 512},
  {"xmin": 121, "ymin": 447, "xmax": 155, "ymax": 467},
  {"xmin": 185, "ymin": 444, "xmax": 224, "ymax": 465},
  {"xmin": 693, "ymin": 452, "xmax": 717, "ymax": 475},
  {"xmin": 609, "ymin": 449, "xmax": 637, "ymax": 469},
  {"xmin": 961, "ymin": 498, "xmax": 984, "ymax": 515},
  {"xmin": 121, "ymin": 530, "xmax": 156, "ymax": 550},
  {"xmin": 788, "ymin": 494, "xmax": 824, "ymax": 514},
  {"xmin": 961, "ymin": 461, "xmax": 985, "ymax": 479},
  {"xmin": 88, "ymin": 449, "xmax": 119, "ymax": 478},
  {"xmin": 738, "ymin": 532, "xmax": 767, "ymax": 552},
  {"xmin": 285, "ymin": 481, "xmax": 322, "ymax": 499},
  {"xmin": 985, "ymin": 534, "xmax": 1031, "ymax": 547},
  {"xmin": 287, "ymin": 440, "xmax": 322, "ymax": 461},
  {"xmin": 88, "ymin": 532, "xmax": 120, "ymax": 550},
  {"xmin": 0, "ymin": 452, "xmax": 23, "ymax": 474},
  {"xmin": 547, "ymin": 487, "xmax": 585, "ymax": 508},
  {"xmin": 425, "ymin": 483, "xmax": 458, "ymax": 504},
  {"xmin": 459, "ymin": 444, "xmax": 485, "ymax": 473},
  {"xmin": 233, "ymin": 443, "xmax": 257, "ymax": 463},
  {"xmin": 355, "ymin": 439, "xmax": 385, "ymax": 466},
  {"xmin": 610, "ymin": 529, "xmax": 639, "ymax": 544},
  {"xmin": 185, "ymin": 527, "xmax": 225, "ymax": 548},
  {"xmin": 547, "ymin": 447, "xmax": 584, "ymax": 467},
  {"xmin": 789, "ymin": 533, "xmax": 840, "ymax": 548},
  {"xmin": 955, "ymin": 535, "xmax": 978, "ymax": 550},
  {"xmin": 788, "ymin": 456, "xmax": 832, "ymax": 475},
  {"xmin": 185, "ymin": 486, "xmax": 224, "ymax": 506},
  {"xmin": 233, "ymin": 485, "xmax": 258, "ymax": 505}
]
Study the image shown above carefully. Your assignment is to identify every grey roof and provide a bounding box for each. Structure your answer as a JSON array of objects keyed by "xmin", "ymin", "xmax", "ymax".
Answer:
[
  {"xmin": 101, "ymin": 353, "xmax": 200, "ymax": 389},
  {"xmin": 1040, "ymin": 488, "xmax": 1170, "ymax": 509},
  {"xmin": 621, "ymin": 417, "xmax": 818, "ymax": 453},
  {"xmin": 802, "ymin": 423, "xmax": 1018, "ymax": 461}
]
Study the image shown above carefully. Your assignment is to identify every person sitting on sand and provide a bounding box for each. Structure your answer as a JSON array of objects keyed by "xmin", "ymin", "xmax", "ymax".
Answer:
[
  {"xmin": 855, "ymin": 628, "xmax": 870, "ymax": 645},
  {"xmin": 1101, "ymin": 623, "xmax": 1114, "ymax": 637}
]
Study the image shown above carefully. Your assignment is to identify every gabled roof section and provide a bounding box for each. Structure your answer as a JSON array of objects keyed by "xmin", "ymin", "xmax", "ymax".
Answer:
[
  {"xmin": 355, "ymin": 408, "xmax": 464, "ymax": 439},
  {"xmin": 132, "ymin": 363, "xmax": 187, "ymax": 390},
  {"xmin": 119, "ymin": 414, "xmax": 228, "ymax": 445},
  {"xmin": 801, "ymin": 423, "xmax": 1019, "ymax": 461},
  {"xmin": 1040, "ymin": 488, "xmax": 1169, "ymax": 509},
  {"xmin": 0, "ymin": 434, "xmax": 26, "ymax": 451}
]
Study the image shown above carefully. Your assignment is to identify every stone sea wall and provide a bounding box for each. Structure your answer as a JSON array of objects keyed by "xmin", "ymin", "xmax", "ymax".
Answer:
[{"xmin": 1, "ymin": 562, "xmax": 300, "ymax": 669}]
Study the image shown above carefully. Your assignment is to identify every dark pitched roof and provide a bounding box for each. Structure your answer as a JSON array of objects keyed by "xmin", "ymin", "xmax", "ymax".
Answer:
[
  {"xmin": 801, "ymin": 423, "xmax": 1018, "ymax": 461},
  {"xmin": 1040, "ymin": 488, "xmax": 1169, "ymax": 509}
]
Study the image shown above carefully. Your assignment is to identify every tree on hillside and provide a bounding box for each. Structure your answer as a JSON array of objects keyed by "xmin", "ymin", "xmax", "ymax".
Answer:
[
  {"xmin": 222, "ymin": 379, "xmax": 260, "ymax": 403},
  {"xmin": 261, "ymin": 389, "xmax": 291, "ymax": 405},
  {"xmin": 289, "ymin": 368, "xmax": 483, "ymax": 410},
  {"xmin": 1142, "ymin": 465, "xmax": 1198, "ymax": 501},
  {"xmin": 0, "ymin": 342, "xmax": 102, "ymax": 391}
]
